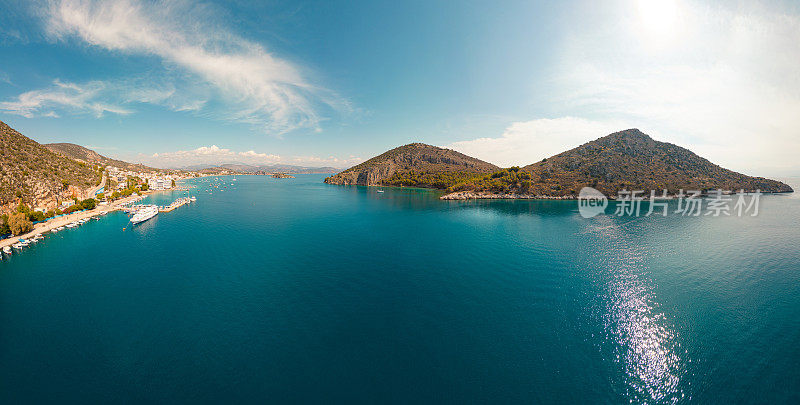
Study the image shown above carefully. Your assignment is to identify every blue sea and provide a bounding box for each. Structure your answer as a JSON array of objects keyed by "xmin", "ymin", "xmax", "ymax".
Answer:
[{"xmin": 1, "ymin": 175, "xmax": 799, "ymax": 403}]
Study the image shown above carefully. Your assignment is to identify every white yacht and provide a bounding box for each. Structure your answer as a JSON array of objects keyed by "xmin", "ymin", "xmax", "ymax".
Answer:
[
  {"xmin": 130, "ymin": 205, "xmax": 159, "ymax": 225},
  {"xmin": 3, "ymin": 246, "xmax": 11, "ymax": 254}
]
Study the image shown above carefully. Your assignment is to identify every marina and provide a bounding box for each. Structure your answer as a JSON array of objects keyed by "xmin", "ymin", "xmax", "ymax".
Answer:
[
  {"xmin": 1, "ymin": 190, "xmax": 197, "ymax": 259},
  {"xmin": 158, "ymin": 196, "xmax": 196, "ymax": 213}
]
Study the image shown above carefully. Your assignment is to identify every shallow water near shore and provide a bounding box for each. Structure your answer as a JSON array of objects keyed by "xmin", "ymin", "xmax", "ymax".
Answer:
[{"xmin": 2, "ymin": 174, "xmax": 799, "ymax": 403}]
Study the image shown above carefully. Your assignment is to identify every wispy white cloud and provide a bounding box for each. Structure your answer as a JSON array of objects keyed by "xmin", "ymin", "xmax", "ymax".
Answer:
[
  {"xmin": 0, "ymin": 76, "xmax": 204, "ymax": 117},
  {"xmin": 143, "ymin": 144, "xmax": 362, "ymax": 169},
  {"xmin": 0, "ymin": 79, "xmax": 132, "ymax": 118},
  {"xmin": 22, "ymin": 0, "xmax": 347, "ymax": 133}
]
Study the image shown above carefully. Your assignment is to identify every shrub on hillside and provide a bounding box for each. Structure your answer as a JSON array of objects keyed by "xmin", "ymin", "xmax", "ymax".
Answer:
[{"xmin": 9, "ymin": 212, "xmax": 33, "ymax": 235}]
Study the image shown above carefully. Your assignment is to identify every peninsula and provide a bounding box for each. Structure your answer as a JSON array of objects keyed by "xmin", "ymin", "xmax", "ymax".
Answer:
[{"xmin": 325, "ymin": 129, "xmax": 793, "ymax": 199}]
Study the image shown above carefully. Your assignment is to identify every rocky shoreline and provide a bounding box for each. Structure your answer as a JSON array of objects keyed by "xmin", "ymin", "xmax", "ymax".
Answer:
[
  {"xmin": 440, "ymin": 189, "xmax": 794, "ymax": 200},
  {"xmin": 440, "ymin": 191, "xmax": 579, "ymax": 200}
]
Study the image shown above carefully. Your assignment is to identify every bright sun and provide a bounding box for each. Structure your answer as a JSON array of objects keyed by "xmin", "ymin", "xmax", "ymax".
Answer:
[{"xmin": 637, "ymin": 0, "xmax": 678, "ymax": 44}]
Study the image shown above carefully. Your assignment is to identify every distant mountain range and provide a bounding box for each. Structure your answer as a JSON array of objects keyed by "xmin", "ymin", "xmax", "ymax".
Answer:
[
  {"xmin": 325, "ymin": 129, "xmax": 793, "ymax": 198},
  {"xmin": 324, "ymin": 143, "xmax": 499, "ymax": 188},
  {"xmin": 180, "ymin": 163, "xmax": 340, "ymax": 174}
]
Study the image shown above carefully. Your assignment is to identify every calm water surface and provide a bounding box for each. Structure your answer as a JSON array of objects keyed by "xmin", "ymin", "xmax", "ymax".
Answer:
[{"xmin": 1, "ymin": 175, "xmax": 799, "ymax": 403}]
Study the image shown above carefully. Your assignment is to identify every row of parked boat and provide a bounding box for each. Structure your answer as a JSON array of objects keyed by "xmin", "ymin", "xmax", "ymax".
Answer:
[
  {"xmin": 2, "ymin": 234, "xmax": 44, "ymax": 257},
  {"xmin": 3, "ymin": 193, "xmax": 196, "ymax": 260},
  {"xmin": 1, "ymin": 213, "xmax": 107, "ymax": 259},
  {"xmin": 2, "ymin": 233, "xmax": 43, "ymax": 258}
]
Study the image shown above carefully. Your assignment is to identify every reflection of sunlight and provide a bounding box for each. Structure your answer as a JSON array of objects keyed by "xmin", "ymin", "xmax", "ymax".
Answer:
[{"xmin": 593, "ymin": 216, "xmax": 685, "ymax": 403}]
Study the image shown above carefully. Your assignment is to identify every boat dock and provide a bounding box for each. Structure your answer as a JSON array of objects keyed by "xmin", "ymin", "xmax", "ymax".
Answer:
[
  {"xmin": 159, "ymin": 197, "xmax": 196, "ymax": 212},
  {"xmin": 2, "ymin": 195, "xmax": 198, "ymax": 259}
]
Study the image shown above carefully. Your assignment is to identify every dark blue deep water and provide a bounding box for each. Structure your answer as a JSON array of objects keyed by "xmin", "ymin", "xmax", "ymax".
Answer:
[{"xmin": 2, "ymin": 175, "xmax": 799, "ymax": 403}]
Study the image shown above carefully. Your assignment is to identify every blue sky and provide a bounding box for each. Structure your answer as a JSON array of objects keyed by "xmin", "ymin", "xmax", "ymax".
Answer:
[{"xmin": 1, "ymin": 0, "xmax": 799, "ymax": 174}]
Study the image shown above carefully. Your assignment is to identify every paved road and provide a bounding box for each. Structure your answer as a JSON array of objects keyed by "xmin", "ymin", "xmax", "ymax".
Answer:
[{"xmin": 86, "ymin": 173, "xmax": 107, "ymax": 198}]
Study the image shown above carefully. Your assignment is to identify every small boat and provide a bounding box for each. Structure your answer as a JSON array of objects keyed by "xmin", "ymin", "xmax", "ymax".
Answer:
[
  {"xmin": 3, "ymin": 246, "xmax": 11, "ymax": 254},
  {"xmin": 377, "ymin": 190, "xmax": 385, "ymax": 193},
  {"xmin": 13, "ymin": 243, "xmax": 23, "ymax": 249}
]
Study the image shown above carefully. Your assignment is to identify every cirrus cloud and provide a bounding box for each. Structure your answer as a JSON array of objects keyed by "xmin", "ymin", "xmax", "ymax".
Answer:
[
  {"xmin": 0, "ymin": 79, "xmax": 131, "ymax": 118},
  {"xmin": 14, "ymin": 0, "xmax": 348, "ymax": 134}
]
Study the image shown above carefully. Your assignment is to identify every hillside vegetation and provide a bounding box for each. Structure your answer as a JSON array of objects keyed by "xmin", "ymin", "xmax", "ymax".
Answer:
[
  {"xmin": 444, "ymin": 129, "xmax": 792, "ymax": 197},
  {"xmin": 324, "ymin": 143, "xmax": 499, "ymax": 188},
  {"xmin": 0, "ymin": 120, "xmax": 101, "ymax": 208},
  {"xmin": 45, "ymin": 142, "xmax": 157, "ymax": 172}
]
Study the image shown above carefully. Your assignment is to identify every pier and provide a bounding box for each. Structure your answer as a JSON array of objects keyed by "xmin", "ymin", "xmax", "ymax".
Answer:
[{"xmin": 158, "ymin": 197, "xmax": 195, "ymax": 212}]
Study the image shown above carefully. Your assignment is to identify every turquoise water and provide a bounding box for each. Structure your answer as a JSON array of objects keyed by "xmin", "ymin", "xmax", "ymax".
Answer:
[{"xmin": 2, "ymin": 175, "xmax": 799, "ymax": 403}]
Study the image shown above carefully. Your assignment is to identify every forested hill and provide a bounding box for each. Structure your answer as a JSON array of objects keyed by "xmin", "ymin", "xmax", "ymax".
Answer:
[
  {"xmin": 442, "ymin": 129, "xmax": 793, "ymax": 198},
  {"xmin": 45, "ymin": 143, "xmax": 156, "ymax": 172},
  {"xmin": 0, "ymin": 120, "xmax": 101, "ymax": 208},
  {"xmin": 324, "ymin": 143, "xmax": 499, "ymax": 188}
]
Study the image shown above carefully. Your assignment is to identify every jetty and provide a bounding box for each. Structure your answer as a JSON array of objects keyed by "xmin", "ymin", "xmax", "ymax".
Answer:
[
  {"xmin": 0, "ymin": 193, "xmax": 142, "ymax": 251},
  {"xmin": 1, "ymin": 194, "xmax": 198, "ymax": 257},
  {"xmin": 158, "ymin": 197, "xmax": 195, "ymax": 212}
]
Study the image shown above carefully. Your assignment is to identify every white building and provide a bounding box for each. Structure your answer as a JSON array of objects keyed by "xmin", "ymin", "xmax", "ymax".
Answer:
[{"xmin": 148, "ymin": 177, "xmax": 172, "ymax": 190}]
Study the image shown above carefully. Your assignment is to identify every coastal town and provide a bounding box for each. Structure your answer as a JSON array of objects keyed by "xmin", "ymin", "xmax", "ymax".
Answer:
[
  {"xmin": 0, "ymin": 133, "xmax": 304, "ymax": 259},
  {"xmin": 0, "ymin": 165, "xmax": 198, "ymax": 257}
]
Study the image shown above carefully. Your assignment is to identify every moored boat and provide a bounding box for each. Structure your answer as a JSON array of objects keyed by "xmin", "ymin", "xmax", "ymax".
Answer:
[{"xmin": 130, "ymin": 205, "xmax": 159, "ymax": 225}]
